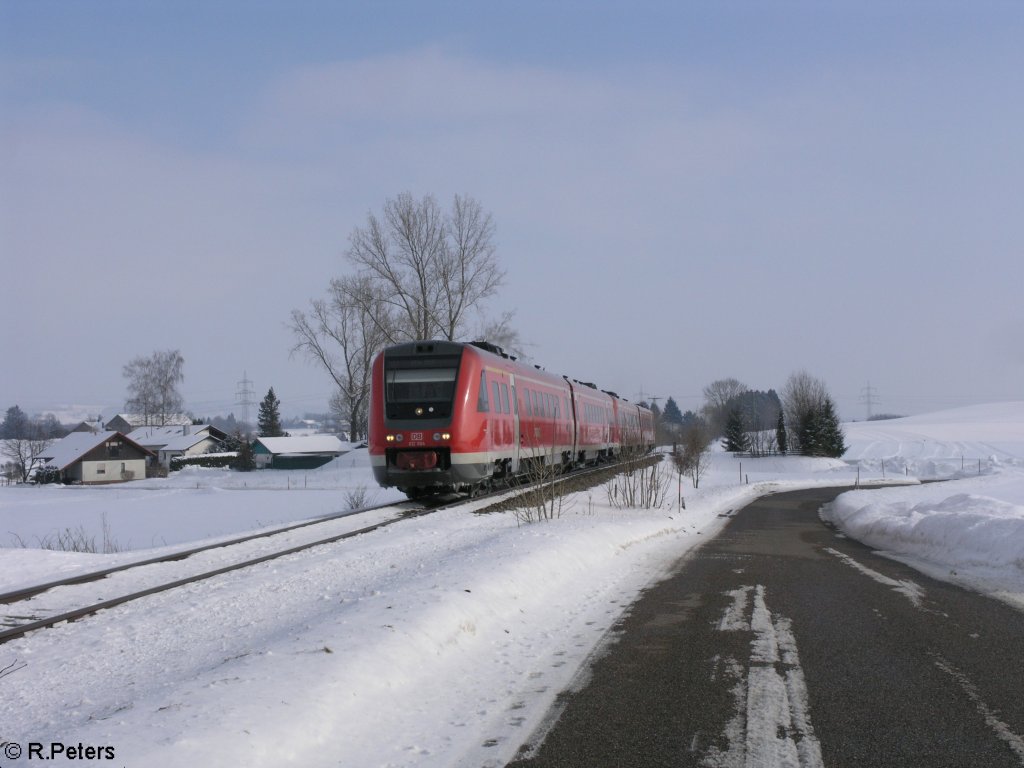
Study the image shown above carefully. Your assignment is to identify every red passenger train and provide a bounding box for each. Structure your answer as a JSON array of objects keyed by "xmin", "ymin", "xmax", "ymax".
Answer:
[{"xmin": 368, "ymin": 340, "xmax": 655, "ymax": 497}]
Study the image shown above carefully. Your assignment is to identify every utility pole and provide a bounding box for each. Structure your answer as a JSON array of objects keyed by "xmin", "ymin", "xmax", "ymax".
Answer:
[
  {"xmin": 235, "ymin": 371, "xmax": 256, "ymax": 432},
  {"xmin": 635, "ymin": 387, "xmax": 661, "ymax": 409},
  {"xmin": 859, "ymin": 381, "xmax": 880, "ymax": 421}
]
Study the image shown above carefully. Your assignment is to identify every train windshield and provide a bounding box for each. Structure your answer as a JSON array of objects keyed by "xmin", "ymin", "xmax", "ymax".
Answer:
[{"xmin": 384, "ymin": 353, "xmax": 461, "ymax": 419}]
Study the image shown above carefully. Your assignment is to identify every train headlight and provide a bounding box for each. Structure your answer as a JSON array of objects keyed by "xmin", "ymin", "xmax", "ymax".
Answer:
[
  {"xmin": 441, "ymin": 432, "xmax": 451, "ymax": 440},
  {"xmin": 415, "ymin": 407, "xmax": 424, "ymax": 416},
  {"xmin": 385, "ymin": 434, "xmax": 395, "ymax": 442},
  {"xmin": 395, "ymin": 434, "xmax": 404, "ymax": 442}
]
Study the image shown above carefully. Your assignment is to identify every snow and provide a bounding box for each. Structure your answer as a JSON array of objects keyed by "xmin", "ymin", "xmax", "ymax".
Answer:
[{"xmin": 1, "ymin": 402, "xmax": 1022, "ymax": 766}]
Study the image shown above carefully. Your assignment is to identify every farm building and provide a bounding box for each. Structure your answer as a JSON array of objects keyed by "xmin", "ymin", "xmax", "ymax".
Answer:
[
  {"xmin": 39, "ymin": 431, "xmax": 154, "ymax": 484},
  {"xmin": 104, "ymin": 413, "xmax": 193, "ymax": 433},
  {"xmin": 252, "ymin": 435, "xmax": 345, "ymax": 469},
  {"xmin": 127, "ymin": 424, "xmax": 227, "ymax": 468}
]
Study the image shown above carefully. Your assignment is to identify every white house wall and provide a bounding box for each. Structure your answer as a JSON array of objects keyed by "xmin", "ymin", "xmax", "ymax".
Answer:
[{"xmin": 79, "ymin": 459, "xmax": 147, "ymax": 484}]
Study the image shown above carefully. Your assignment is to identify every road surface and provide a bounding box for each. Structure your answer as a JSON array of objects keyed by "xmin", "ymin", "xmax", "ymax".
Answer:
[{"xmin": 506, "ymin": 486, "xmax": 1024, "ymax": 767}]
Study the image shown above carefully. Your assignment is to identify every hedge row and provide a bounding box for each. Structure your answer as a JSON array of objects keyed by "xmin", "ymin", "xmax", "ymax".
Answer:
[{"xmin": 170, "ymin": 453, "xmax": 238, "ymax": 471}]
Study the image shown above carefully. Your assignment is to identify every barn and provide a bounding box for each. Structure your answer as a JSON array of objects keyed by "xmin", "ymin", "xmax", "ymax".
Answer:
[{"xmin": 251, "ymin": 435, "xmax": 345, "ymax": 469}]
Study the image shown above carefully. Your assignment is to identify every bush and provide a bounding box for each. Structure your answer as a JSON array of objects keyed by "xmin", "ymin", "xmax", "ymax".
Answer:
[{"xmin": 170, "ymin": 454, "xmax": 237, "ymax": 471}]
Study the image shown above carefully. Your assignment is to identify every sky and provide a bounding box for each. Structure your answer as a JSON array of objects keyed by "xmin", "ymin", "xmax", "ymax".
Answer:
[
  {"xmin": 2, "ymin": 402, "xmax": 1023, "ymax": 765},
  {"xmin": 2, "ymin": 1, "xmax": 1022, "ymax": 422}
]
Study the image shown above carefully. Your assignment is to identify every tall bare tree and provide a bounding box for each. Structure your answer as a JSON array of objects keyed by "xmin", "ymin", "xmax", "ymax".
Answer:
[
  {"xmin": 781, "ymin": 370, "xmax": 846, "ymax": 456},
  {"xmin": 701, "ymin": 377, "xmax": 748, "ymax": 436},
  {"xmin": 290, "ymin": 275, "xmax": 390, "ymax": 441},
  {"xmin": 123, "ymin": 349, "xmax": 185, "ymax": 426},
  {"xmin": 346, "ymin": 192, "xmax": 504, "ymax": 342},
  {"xmin": 293, "ymin": 192, "xmax": 511, "ymax": 434},
  {"xmin": 1, "ymin": 430, "xmax": 51, "ymax": 482}
]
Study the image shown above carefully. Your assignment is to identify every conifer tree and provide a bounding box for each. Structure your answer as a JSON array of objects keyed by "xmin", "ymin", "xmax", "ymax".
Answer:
[
  {"xmin": 662, "ymin": 396, "xmax": 684, "ymax": 426},
  {"xmin": 722, "ymin": 409, "xmax": 750, "ymax": 452},
  {"xmin": 819, "ymin": 396, "xmax": 847, "ymax": 458},
  {"xmin": 776, "ymin": 410, "xmax": 789, "ymax": 454},
  {"xmin": 257, "ymin": 387, "xmax": 284, "ymax": 437},
  {"xmin": 232, "ymin": 436, "xmax": 256, "ymax": 471}
]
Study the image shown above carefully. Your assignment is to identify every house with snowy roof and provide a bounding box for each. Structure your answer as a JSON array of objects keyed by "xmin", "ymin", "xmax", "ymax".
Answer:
[
  {"xmin": 104, "ymin": 413, "xmax": 193, "ymax": 433},
  {"xmin": 251, "ymin": 435, "xmax": 346, "ymax": 469},
  {"xmin": 126, "ymin": 424, "xmax": 227, "ymax": 468},
  {"xmin": 39, "ymin": 431, "xmax": 154, "ymax": 484}
]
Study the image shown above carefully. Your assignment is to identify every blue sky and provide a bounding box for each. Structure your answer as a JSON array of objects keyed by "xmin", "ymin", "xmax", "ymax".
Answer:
[{"xmin": 2, "ymin": 1, "xmax": 1022, "ymax": 421}]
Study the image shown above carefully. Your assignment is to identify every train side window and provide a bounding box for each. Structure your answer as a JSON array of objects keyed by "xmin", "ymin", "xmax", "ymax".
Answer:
[
  {"xmin": 522, "ymin": 388, "xmax": 531, "ymax": 416},
  {"xmin": 477, "ymin": 372, "xmax": 489, "ymax": 412},
  {"xmin": 492, "ymin": 382, "xmax": 502, "ymax": 414},
  {"xmin": 501, "ymin": 383, "xmax": 510, "ymax": 414}
]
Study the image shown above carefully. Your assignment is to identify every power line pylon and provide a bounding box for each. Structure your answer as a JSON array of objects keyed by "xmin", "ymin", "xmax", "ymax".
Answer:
[
  {"xmin": 860, "ymin": 381, "xmax": 880, "ymax": 420},
  {"xmin": 236, "ymin": 371, "xmax": 256, "ymax": 429}
]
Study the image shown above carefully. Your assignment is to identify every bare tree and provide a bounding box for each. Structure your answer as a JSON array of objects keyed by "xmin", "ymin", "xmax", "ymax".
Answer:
[
  {"xmin": 123, "ymin": 349, "xmax": 185, "ymax": 426},
  {"xmin": 290, "ymin": 275, "xmax": 390, "ymax": 441},
  {"xmin": 701, "ymin": 378, "xmax": 748, "ymax": 436},
  {"xmin": 346, "ymin": 192, "xmax": 504, "ymax": 342},
  {"xmin": 781, "ymin": 370, "xmax": 846, "ymax": 456},
  {"xmin": 1, "ymin": 432, "xmax": 52, "ymax": 482},
  {"xmin": 475, "ymin": 309, "xmax": 526, "ymax": 360},
  {"xmin": 781, "ymin": 370, "xmax": 829, "ymax": 453},
  {"xmin": 673, "ymin": 420, "xmax": 713, "ymax": 489}
]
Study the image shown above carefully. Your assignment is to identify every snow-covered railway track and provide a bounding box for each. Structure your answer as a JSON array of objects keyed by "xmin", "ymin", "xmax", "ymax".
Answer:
[
  {"xmin": 0, "ymin": 500, "xmax": 437, "ymax": 645},
  {"xmin": 0, "ymin": 457, "xmax": 649, "ymax": 645},
  {"xmin": 0, "ymin": 500, "xmax": 424, "ymax": 605}
]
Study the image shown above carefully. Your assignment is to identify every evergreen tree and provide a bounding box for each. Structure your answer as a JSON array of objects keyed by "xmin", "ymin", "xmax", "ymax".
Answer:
[
  {"xmin": 819, "ymin": 396, "xmax": 847, "ymax": 458},
  {"xmin": 722, "ymin": 409, "xmax": 750, "ymax": 452},
  {"xmin": 1, "ymin": 405, "xmax": 30, "ymax": 439},
  {"xmin": 776, "ymin": 410, "xmax": 789, "ymax": 454},
  {"xmin": 662, "ymin": 397, "xmax": 684, "ymax": 425},
  {"xmin": 680, "ymin": 410, "xmax": 702, "ymax": 429},
  {"xmin": 257, "ymin": 387, "xmax": 284, "ymax": 437},
  {"xmin": 232, "ymin": 437, "xmax": 256, "ymax": 471}
]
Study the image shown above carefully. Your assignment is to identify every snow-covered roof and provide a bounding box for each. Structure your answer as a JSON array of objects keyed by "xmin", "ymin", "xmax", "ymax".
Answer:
[
  {"xmin": 41, "ymin": 431, "xmax": 153, "ymax": 470},
  {"xmin": 254, "ymin": 435, "xmax": 344, "ymax": 455},
  {"xmin": 107, "ymin": 413, "xmax": 193, "ymax": 429},
  {"xmin": 129, "ymin": 424, "xmax": 207, "ymax": 444},
  {"xmin": 161, "ymin": 432, "xmax": 220, "ymax": 452}
]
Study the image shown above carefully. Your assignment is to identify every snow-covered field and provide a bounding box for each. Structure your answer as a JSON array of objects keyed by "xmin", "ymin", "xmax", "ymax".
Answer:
[{"xmin": 1, "ymin": 402, "xmax": 1022, "ymax": 767}]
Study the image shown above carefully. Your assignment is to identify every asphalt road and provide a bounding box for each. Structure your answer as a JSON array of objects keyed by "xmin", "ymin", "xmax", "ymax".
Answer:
[{"xmin": 505, "ymin": 486, "xmax": 1024, "ymax": 768}]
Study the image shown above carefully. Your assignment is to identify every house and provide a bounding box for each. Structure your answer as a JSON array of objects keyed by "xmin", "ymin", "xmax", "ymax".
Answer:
[
  {"xmin": 104, "ymin": 413, "xmax": 193, "ymax": 433},
  {"xmin": 157, "ymin": 430, "xmax": 227, "ymax": 468},
  {"xmin": 39, "ymin": 431, "xmax": 154, "ymax": 484},
  {"xmin": 252, "ymin": 435, "xmax": 345, "ymax": 469},
  {"xmin": 127, "ymin": 424, "xmax": 227, "ymax": 467}
]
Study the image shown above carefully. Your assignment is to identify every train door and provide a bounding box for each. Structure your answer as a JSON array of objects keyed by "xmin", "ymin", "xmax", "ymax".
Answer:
[{"xmin": 509, "ymin": 373, "xmax": 521, "ymax": 474}]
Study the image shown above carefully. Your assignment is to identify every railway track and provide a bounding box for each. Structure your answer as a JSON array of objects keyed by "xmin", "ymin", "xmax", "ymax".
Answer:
[
  {"xmin": 0, "ymin": 456, "xmax": 654, "ymax": 646},
  {"xmin": 0, "ymin": 499, "xmax": 437, "ymax": 645}
]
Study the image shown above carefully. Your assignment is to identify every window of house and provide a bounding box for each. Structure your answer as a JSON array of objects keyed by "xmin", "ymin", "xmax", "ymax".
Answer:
[{"xmin": 96, "ymin": 463, "xmax": 106, "ymax": 475}]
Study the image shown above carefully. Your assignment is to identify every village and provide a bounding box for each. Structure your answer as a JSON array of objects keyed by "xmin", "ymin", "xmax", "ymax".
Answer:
[{"xmin": 2, "ymin": 410, "xmax": 349, "ymax": 486}]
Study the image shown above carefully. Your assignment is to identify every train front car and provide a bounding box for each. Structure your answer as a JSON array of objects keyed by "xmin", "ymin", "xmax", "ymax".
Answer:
[{"xmin": 368, "ymin": 341, "xmax": 487, "ymax": 497}]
